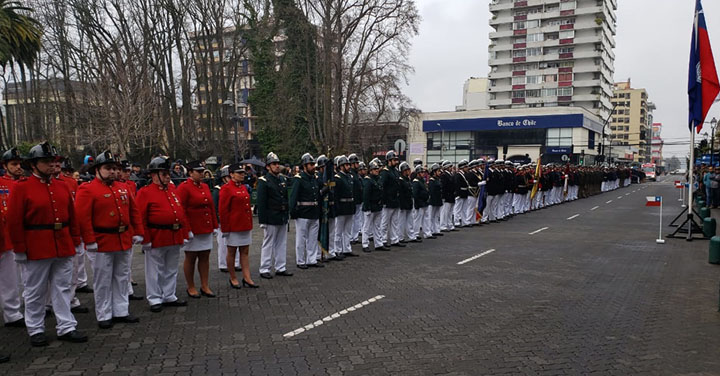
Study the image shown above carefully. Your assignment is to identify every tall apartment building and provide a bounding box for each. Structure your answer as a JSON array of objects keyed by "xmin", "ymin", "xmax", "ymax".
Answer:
[
  {"xmin": 651, "ymin": 122, "xmax": 664, "ymax": 167},
  {"xmin": 487, "ymin": 0, "xmax": 617, "ymax": 121},
  {"xmin": 610, "ymin": 80, "xmax": 653, "ymax": 163}
]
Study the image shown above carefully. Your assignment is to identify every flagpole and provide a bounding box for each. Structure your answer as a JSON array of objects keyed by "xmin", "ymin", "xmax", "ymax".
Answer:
[
  {"xmin": 657, "ymin": 196, "xmax": 665, "ymax": 244},
  {"xmin": 688, "ymin": 123, "xmax": 695, "ymax": 241}
]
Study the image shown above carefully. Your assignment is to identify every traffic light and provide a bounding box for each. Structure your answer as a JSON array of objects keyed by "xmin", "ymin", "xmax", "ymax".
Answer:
[{"xmin": 597, "ymin": 142, "xmax": 603, "ymax": 154}]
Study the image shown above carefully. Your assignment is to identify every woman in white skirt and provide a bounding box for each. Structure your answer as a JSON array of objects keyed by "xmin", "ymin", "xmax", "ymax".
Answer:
[
  {"xmin": 177, "ymin": 161, "xmax": 218, "ymax": 298},
  {"xmin": 219, "ymin": 164, "xmax": 258, "ymax": 289}
]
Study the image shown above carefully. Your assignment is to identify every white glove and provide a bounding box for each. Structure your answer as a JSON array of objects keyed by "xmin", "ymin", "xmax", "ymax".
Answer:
[
  {"xmin": 14, "ymin": 252, "xmax": 27, "ymax": 263},
  {"xmin": 478, "ymin": 181, "xmax": 487, "ymax": 187},
  {"xmin": 212, "ymin": 228, "xmax": 218, "ymax": 236},
  {"xmin": 85, "ymin": 243, "xmax": 99, "ymax": 252},
  {"xmin": 183, "ymin": 238, "xmax": 190, "ymax": 245},
  {"xmin": 260, "ymin": 224, "xmax": 266, "ymax": 229},
  {"xmin": 188, "ymin": 231, "xmax": 194, "ymax": 240},
  {"xmin": 132, "ymin": 236, "xmax": 143, "ymax": 245},
  {"xmin": 142, "ymin": 243, "xmax": 152, "ymax": 252},
  {"xmin": 75, "ymin": 244, "xmax": 84, "ymax": 254}
]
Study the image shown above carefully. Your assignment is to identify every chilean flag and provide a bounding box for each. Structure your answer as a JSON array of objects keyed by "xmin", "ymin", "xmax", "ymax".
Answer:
[
  {"xmin": 645, "ymin": 196, "xmax": 662, "ymax": 207},
  {"xmin": 689, "ymin": 0, "xmax": 720, "ymax": 133}
]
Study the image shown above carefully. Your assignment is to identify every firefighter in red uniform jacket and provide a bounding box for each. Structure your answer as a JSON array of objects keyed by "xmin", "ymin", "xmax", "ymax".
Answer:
[
  {"xmin": 177, "ymin": 160, "xmax": 218, "ymax": 298},
  {"xmin": 0, "ymin": 148, "xmax": 25, "ymax": 330},
  {"xmin": 136, "ymin": 156, "xmax": 190, "ymax": 313},
  {"xmin": 8, "ymin": 142, "xmax": 87, "ymax": 347},
  {"xmin": 219, "ymin": 163, "xmax": 256, "ymax": 289},
  {"xmin": 75, "ymin": 151, "xmax": 145, "ymax": 329}
]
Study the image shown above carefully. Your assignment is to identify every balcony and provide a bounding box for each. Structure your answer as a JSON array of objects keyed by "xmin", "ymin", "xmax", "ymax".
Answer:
[{"xmin": 488, "ymin": 98, "xmax": 513, "ymax": 106}]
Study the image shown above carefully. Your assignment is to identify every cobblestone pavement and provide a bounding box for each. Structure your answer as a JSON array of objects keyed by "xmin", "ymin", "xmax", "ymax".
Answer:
[{"xmin": 2, "ymin": 176, "xmax": 720, "ymax": 375}]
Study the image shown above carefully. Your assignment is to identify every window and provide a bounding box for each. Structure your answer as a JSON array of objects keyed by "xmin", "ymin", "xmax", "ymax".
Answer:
[
  {"xmin": 542, "ymin": 88, "xmax": 557, "ymax": 97},
  {"xmin": 544, "ymin": 74, "xmax": 557, "ymax": 82},
  {"xmin": 560, "ymin": 1, "xmax": 576, "ymax": 10},
  {"xmin": 558, "ymin": 87, "xmax": 573, "ymax": 96},
  {"xmin": 559, "ymin": 61, "xmax": 574, "ymax": 68},
  {"xmin": 514, "ymin": 37, "xmax": 526, "ymax": 44},
  {"xmin": 513, "ymin": 22, "xmax": 526, "ymax": 30},
  {"xmin": 527, "ymin": 20, "xmax": 540, "ymax": 28},
  {"xmin": 512, "ymin": 76, "xmax": 526, "ymax": 85},
  {"xmin": 546, "ymin": 128, "xmax": 573, "ymax": 146},
  {"xmin": 527, "ymin": 33, "xmax": 544, "ymax": 42},
  {"xmin": 512, "ymin": 91, "xmax": 526, "ymax": 98},
  {"xmin": 559, "ymin": 30, "xmax": 575, "ymax": 39},
  {"xmin": 558, "ymin": 73, "xmax": 573, "ymax": 81},
  {"xmin": 545, "ymin": 4, "xmax": 559, "ymax": 12},
  {"xmin": 545, "ymin": 33, "xmax": 559, "ymax": 41},
  {"xmin": 624, "ymin": 117, "xmax": 630, "ymax": 123},
  {"xmin": 559, "ymin": 47, "xmax": 574, "ymax": 54},
  {"xmin": 513, "ymin": 49, "xmax": 526, "ymax": 58},
  {"xmin": 526, "ymin": 75, "xmax": 541, "ymax": 84},
  {"xmin": 526, "ymin": 89, "xmax": 541, "ymax": 98},
  {"xmin": 527, "ymin": 47, "xmax": 542, "ymax": 56}
]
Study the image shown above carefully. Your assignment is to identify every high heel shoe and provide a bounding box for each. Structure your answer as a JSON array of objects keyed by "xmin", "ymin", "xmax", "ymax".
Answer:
[
  {"xmin": 200, "ymin": 289, "xmax": 216, "ymax": 298},
  {"xmin": 229, "ymin": 279, "xmax": 241, "ymax": 289},
  {"xmin": 187, "ymin": 289, "xmax": 201, "ymax": 299},
  {"xmin": 242, "ymin": 279, "xmax": 259, "ymax": 288}
]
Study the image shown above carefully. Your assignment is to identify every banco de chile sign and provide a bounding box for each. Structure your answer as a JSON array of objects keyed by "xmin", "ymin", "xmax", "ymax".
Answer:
[{"xmin": 423, "ymin": 113, "xmax": 600, "ymax": 133}]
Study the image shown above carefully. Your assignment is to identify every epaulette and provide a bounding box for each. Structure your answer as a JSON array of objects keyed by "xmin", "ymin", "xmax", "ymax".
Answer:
[
  {"xmin": 382, "ymin": 167, "xmax": 389, "ymax": 171},
  {"xmin": 412, "ymin": 178, "xmax": 419, "ymax": 182},
  {"xmin": 294, "ymin": 174, "xmax": 301, "ymax": 178},
  {"xmin": 334, "ymin": 174, "xmax": 341, "ymax": 178},
  {"xmin": 259, "ymin": 176, "xmax": 267, "ymax": 181},
  {"xmin": 364, "ymin": 176, "xmax": 371, "ymax": 179}
]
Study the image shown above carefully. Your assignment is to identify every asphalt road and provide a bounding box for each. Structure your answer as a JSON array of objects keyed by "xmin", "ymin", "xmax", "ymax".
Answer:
[{"xmin": 2, "ymin": 176, "xmax": 720, "ymax": 375}]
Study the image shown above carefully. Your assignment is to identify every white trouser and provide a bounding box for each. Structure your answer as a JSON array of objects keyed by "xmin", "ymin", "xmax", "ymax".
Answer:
[
  {"xmin": 362, "ymin": 211, "xmax": 383, "ymax": 249},
  {"xmin": 21, "ymin": 256, "xmax": 77, "ymax": 336},
  {"xmin": 440, "ymin": 202, "xmax": 455, "ymax": 230},
  {"xmin": 352, "ymin": 204, "xmax": 363, "ymax": 241},
  {"xmin": 380, "ymin": 207, "xmax": 401, "ymax": 245},
  {"xmin": 493, "ymin": 194, "xmax": 503, "ymax": 219},
  {"xmin": 453, "ymin": 198, "xmax": 465, "ymax": 226},
  {"xmin": 91, "ymin": 249, "xmax": 131, "ymax": 321},
  {"xmin": 217, "ymin": 230, "xmax": 240, "ymax": 269},
  {"xmin": 410, "ymin": 207, "xmax": 424, "ymax": 240},
  {"xmin": 482, "ymin": 195, "xmax": 495, "ymax": 222},
  {"xmin": 513, "ymin": 194, "xmax": 523, "ymax": 215},
  {"xmin": 430, "ymin": 205, "xmax": 442, "ymax": 234},
  {"xmin": 421, "ymin": 206, "xmax": 433, "ymax": 238},
  {"xmin": 128, "ymin": 247, "xmax": 135, "ymax": 296},
  {"xmin": 464, "ymin": 196, "xmax": 477, "ymax": 225},
  {"xmin": 144, "ymin": 245, "xmax": 181, "ymax": 306},
  {"xmin": 334, "ymin": 215, "xmax": 354, "ymax": 254},
  {"xmin": 295, "ymin": 218, "xmax": 319, "ymax": 266},
  {"xmin": 259, "ymin": 224, "xmax": 288, "ymax": 273},
  {"xmin": 524, "ymin": 192, "xmax": 531, "ymax": 212},
  {"xmin": 0, "ymin": 251, "xmax": 23, "ymax": 323},
  {"xmin": 73, "ymin": 245, "xmax": 88, "ymax": 289},
  {"xmin": 398, "ymin": 209, "xmax": 412, "ymax": 240},
  {"xmin": 327, "ymin": 218, "xmax": 337, "ymax": 257}
]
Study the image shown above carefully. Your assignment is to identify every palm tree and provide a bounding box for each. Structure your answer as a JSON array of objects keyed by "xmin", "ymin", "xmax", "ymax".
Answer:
[{"xmin": 0, "ymin": 0, "xmax": 42, "ymax": 67}]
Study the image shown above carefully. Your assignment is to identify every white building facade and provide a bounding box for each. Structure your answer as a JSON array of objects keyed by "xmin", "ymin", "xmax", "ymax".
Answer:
[{"xmin": 487, "ymin": 0, "xmax": 617, "ymax": 123}]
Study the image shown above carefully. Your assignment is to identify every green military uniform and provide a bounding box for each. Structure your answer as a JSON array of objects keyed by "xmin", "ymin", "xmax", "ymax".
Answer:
[
  {"xmin": 257, "ymin": 173, "xmax": 289, "ymax": 225},
  {"xmin": 289, "ymin": 171, "xmax": 320, "ymax": 220}
]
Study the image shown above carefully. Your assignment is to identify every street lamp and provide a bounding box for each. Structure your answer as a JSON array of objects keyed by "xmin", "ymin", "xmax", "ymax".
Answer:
[
  {"xmin": 711, "ymin": 117, "xmax": 718, "ymax": 167},
  {"xmin": 223, "ymin": 99, "xmax": 248, "ymax": 163}
]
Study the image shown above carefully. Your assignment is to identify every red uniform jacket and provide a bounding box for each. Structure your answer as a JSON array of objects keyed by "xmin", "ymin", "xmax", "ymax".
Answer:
[
  {"xmin": 177, "ymin": 178, "xmax": 217, "ymax": 235},
  {"xmin": 8, "ymin": 175, "xmax": 81, "ymax": 260},
  {"xmin": 59, "ymin": 174, "xmax": 78, "ymax": 200},
  {"xmin": 136, "ymin": 183, "xmax": 190, "ymax": 248},
  {"xmin": 75, "ymin": 179, "xmax": 144, "ymax": 252},
  {"xmin": 123, "ymin": 180, "xmax": 137, "ymax": 196},
  {"xmin": 219, "ymin": 181, "xmax": 253, "ymax": 233},
  {"xmin": 0, "ymin": 175, "xmax": 16, "ymax": 252}
]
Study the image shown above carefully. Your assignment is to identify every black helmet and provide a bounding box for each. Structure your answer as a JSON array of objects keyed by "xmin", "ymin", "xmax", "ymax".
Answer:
[
  {"xmin": 266, "ymin": 152, "xmax": 280, "ymax": 164},
  {"xmin": 399, "ymin": 161, "xmax": 410, "ymax": 172},
  {"xmin": 301, "ymin": 153, "xmax": 315, "ymax": 166},
  {"xmin": 336, "ymin": 155, "xmax": 349, "ymax": 167},
  {"xmin": 2, "ymin": 148, "xmax": 22, "ymax": 163},
  {"xmin": 348, "ymin": 153, "xmax": 359, "ymax": 163},
  {"xmin": 120, "ymin": 160, "xmax": 131, "ymax": 170},
  {"xmin": 316, "ymin": 154, "xmax": 328, "ymax": 168},
  {"xmin": 148, "ymin": 156, "xmax": 171, "ymax": 172},
  {"xmin": 385, "ymin": 150, "xmax": 398, "ymax": 161},
  {"xmin": 413, "ymin": 158, "xmax": 423, "ymax": 166},
  {"xmin": 61, "ymin": 159, "xmax": 74, "ymax": 171},
  {"xmin": 185, "ymin": 160, "xmax": 205, "ymax": 172},
  {"xmin": 91, "ymin": 150, "xmax": 119, "ymax": 173},
  {"xmin": 228, "ymin": 163, "xmax": 245, "ymax": 174},
  {"xmin": 27, "ymin": 142, "xmax": 59, "ymax": 161}
]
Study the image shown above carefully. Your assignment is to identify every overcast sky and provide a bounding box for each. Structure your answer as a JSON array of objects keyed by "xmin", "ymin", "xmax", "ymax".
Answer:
[{"xmin": 404, "ymin": 0, "xmax": 720, "ymax": 158}]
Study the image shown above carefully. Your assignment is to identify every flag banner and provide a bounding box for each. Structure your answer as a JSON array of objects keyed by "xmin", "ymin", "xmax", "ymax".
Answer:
[
  {"xmin": 674, "ymin": 180, "xmax": 683, "ymax": 188},
  {"xmin": 689, "ymin": 0, "xmax": 720, "ymax": 132},
  {"xmin": 646, "ymin": 196, "xmax": 662, "ymax": 207},
  {"xmin": 477, "ymin": 160, "xmax": 489, "ymax": 214},
  {"xmin": 530, "ymin": 157, "xmax": 542, "ymax": 200},
  {"xmin": 318, "ymin": 160, "xmax": 335, "ymax": 257}
]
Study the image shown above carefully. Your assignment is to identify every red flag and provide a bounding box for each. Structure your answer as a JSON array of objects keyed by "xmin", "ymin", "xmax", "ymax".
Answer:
[{"xmin": 689, "ymin": 0, "xmax": 720, "ymax": 132}]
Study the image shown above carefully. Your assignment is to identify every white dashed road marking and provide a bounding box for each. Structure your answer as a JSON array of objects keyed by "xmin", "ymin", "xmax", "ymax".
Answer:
[
  {"xmin": 617, "ymin": 196, "xmax": 623, "ymax": 199},
  {"xmin": 529, "ymin": 227, "xmax": 549, "ymax": 235},
  {"xmin": 567, "ymin": 214, "xmax": 580, "ymax": 220},
  {"xmin": 282, "ymin": 295, "xmax": 385, "ymax": 339},
  {"xmin": 606, "ymin": 200, "xmax": 613, "ymax": 204},
  {"xmin": 457, "ymin": 249, "xmax": 497, "ymax": 265},
  {"xmin": 591, "ymin": 206, "xmax": 599, "ymax": 211}
]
